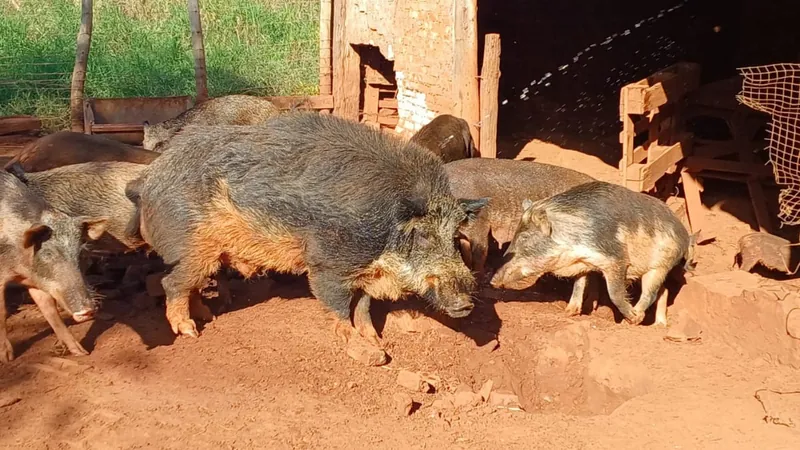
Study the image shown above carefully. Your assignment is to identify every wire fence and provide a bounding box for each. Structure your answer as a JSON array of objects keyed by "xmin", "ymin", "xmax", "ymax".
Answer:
[
  {"xmin": 737, "ymin": 63, "xmax": 800, "ymax": 225},
  {"xmin": 0, "ymin": 0, "xmax": 320, "ymax": 131}
]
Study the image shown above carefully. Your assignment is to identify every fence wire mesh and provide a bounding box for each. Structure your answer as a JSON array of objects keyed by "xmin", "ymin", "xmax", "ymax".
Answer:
[
  {"xmin": 737, "ymin": 63, "xmax": 800, "ymax": 226},
  {"xmin": 0, "ymin": 0, "xmax": 320, "ymax": 131}
]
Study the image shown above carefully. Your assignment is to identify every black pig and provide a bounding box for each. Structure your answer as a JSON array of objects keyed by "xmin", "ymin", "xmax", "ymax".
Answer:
[{"xmin": 129, "ymin": 112, "xmax": 488, "ymax": 348}]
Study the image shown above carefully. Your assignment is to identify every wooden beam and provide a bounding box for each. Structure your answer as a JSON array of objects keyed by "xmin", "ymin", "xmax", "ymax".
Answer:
[
  {"xmin": 379, "ymin": 98, "xmax": 397, "ymax": 109},
  {"xmin": 70, "ymin": 0, "xmax": 93, "ymax": 132},
  {"xmin": 684, "ymin": 156, "xmax": 774, "ymax": 177},
  {"xmin": 0, "ymin": 116, "xmax": 41, "ymax": 136},
  {"xmin": 332, "ymin": 0, "xmax": 359, "ymax": 120},
  {"xmin": 377, "ymin": 115, "xmax": 399, "ymax": 127},
  {"xmin": 747, "ymin": 180, "xmax": 773, "ymax": 234},
  {"xmin": 319, "ymin": 0, "xmax": 333, "ymax": 95},
  {"xmin": 681, "ymin": 169, "xmax": 713, "ymax": 243},
  {"xmin": 362, "ymin": 84, "xmax": 379, "ymax": 126},
  {"xmin": 623, "ymin": 62, "xmax": 701, "ymax": 115},
  {"xmin": 91, "ymin": 124, "xmax": 145, "ymax": 133},
  {"xmin": 479, "ymin": 33, "xmax": 501, "ymax": 158},
  {"xmin": 636, "ymin": 138, "xmax": 689, "ymax": 192},
  {"xmin": 453, "ymin": 0, "xmax": 480, "ymax": 151},
  {"xmin": 188, "ymin": 0, "xmax": 209, "ymax": 103}
]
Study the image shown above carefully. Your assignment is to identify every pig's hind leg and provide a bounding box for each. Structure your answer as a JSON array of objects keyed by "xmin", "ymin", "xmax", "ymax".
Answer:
[
  {"xmin": 161, "ymin": 262, "xmax": 213, "ymax": 338},
  {"xmin": 632, "ymin": 267, "xmax": 671, "ymax": 326},
  {"xmin": 600, "ymin": 266, "xmax": 639, "ymax": 324},
  {"xmin": 0, "ymin": 282, "xmax": 14, "ymax": 362}
]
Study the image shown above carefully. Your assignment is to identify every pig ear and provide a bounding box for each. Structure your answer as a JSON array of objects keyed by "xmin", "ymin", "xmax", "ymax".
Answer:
[
  {"xmin": 22, "ymin": 224, "xmax": 52, "ymax": 250},
  {"xmin": 528, "ymin": 209, "xmax": 552, "ymax": 236},
  {"xmin": 459, "ymin": 197, "xmax": 489, "ymax": 221},
  {"xmin": 80, "ymin": 217, "xmax": 109, "ymax": 241}
]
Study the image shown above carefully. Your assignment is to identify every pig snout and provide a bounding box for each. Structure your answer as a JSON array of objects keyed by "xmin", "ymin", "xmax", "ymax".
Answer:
[
  {"xmin": 491, "ymin": 263, "xmax": 537, "ymax": 290},
  {"xmin": 72, "ymin": 309, "xmax": 96, "ymax": 323},
  {"xmin": 444, "ymin": 295, "xmax": 474, "ymax": 318}
]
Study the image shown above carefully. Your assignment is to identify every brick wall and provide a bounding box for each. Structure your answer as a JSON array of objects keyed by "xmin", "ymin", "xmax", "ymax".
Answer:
[
  {"xmin": 350, "ymin": 0, "xmax": 457, "ymax": 138},
  {"xmin": 392, "ymin": 0, "xmax": 456, "ymax": 137}
]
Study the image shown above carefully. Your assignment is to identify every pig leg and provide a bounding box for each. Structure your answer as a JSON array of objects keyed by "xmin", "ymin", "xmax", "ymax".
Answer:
[
  {"xmin": 471, "ymin": 236, "xmax": 490, "ymax": 284},
  {"xmin": 631, "ymin": 268, "xmax": 670, "ymax": 326},
  {"xmin": 0, "ymin": 284, "xmax": 14, "ymax": 362},
  {"xmin": 565, "ymin": 274, "xmax": 588, "ymax": 316},
  {"xmin": 215, "ymin": 270, "xmax": 233, "ymax": 311},
  {"xmin": 189, "ymin": 291, "xmax": 214, "ymax": 322},
  {"xmin": 601, "ymin": 267, "xmax": 638, "ymax": 324},
  {"xmin": 352, "ymin": 294, "xmax": 382, "ymax": 348},
  {"xmin": 309, "ymin": 270, "xmax": 362, "ymax": 344},
  {"xmin": 161, "ymin": 266, "xmax": 201, "ymax": 338},
  {"xmin": 27, "ymin": 288, "xmax": 89, "ymax": 356}
]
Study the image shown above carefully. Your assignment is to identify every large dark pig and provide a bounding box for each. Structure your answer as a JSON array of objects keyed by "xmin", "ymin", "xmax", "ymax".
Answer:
[
  {"xmin": 142, "ymin": 94, "xmax": 281, "ymax": 151},
  {"xmin": 4, "ymin": 131, "xmax": 159, "ymax": 173},
  {"xmin": 130, "ymin": 112, "xmax": 487, "ymax": 347},
  {"xmin": 0, "ymin": 171, "xmax": 108, "ymax": 361},
  {"xmin": 444, "ymin": 158, "xmax": 595, "ymax": 280},
  {"xmin": 490, "ymin": 181, "xmax": 696, "ymax": 326},
  {"xmin": 409, "ymin": 114, "xmax": 476, "ymax": 163}
]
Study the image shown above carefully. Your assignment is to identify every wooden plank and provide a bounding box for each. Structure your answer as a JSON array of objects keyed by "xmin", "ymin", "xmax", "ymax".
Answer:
[
  {"xmin": 331, "ymin": 0, "xmax": 359, "ymax": 120},
  {"xmin": 91, "ymin": 124, "xmax": 144, "ymax": 133},
  {"xmin": 265, "ymin": 95, "xmax": 334, "ymax": 110},
  {"xmin": 747, "ymin": 180, "xmax": 773, "ymax": 234},
  {"xmin": 377, "ymin": 115, "xmax": 398, "ymax": 127},
  {"xmin": 680, "ymin": 169, "xmax": 713, "ymax": 243},
  {"xmin": 379, "ymin": 98, "xmax": 397, "ymax": 109},
  {"xmin": 478, "ymin": 33, "xmax": 501, "ymax": 158},
  {"xmin": 453, "ymin": 0, "xmax": 480, "ymax": 152},
  {"xmin": 684, "ymin": 156, "xmax": 774, "ymax": 177},
  {"xmin": 319, "ymin": 0, "xmax": 333, "ymax": 96},
  {"xmin": 0, "ymin": 116, "xmax": 41, "ymax": 136},
  {"xmin": 362, "ymin": 84, "xmax": 380, "ymax": 126},
  {"xmin": 637, "ymin": 138, "xmax": 689, "ymax": 192},
  {"xmin": 623, "ymin": 62, "xmax": 701, "ymax": 114},
  {"xmin": 82, "ymin": 98, "xmax": 94, "ymax": 134}
]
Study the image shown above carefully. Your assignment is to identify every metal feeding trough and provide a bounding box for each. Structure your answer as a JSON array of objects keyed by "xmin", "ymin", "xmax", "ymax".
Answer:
[{"xmin": 83, "ymin": 96, "xmax": 195, "ymax": 145}]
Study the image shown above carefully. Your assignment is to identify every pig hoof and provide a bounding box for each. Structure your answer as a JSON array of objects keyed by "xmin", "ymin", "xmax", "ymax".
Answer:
[
  {"xmin": 172, "ymin": 319, "xmax": 200, "ymax": 338},
  {"xmin": 1, "ymin": 339, "xmax": 14, "ymax": 362},
  {"xmin": 356, "ymin": 324, "xmax": 383, "ymax": 349},
  {"xmin": 334, "ymin": 320, "xmax": 354, "ymax": 344},
  {"xmin": 67, "ymin": 342, "xmax": 90, "ymax": 357},
  {"xmin": 626, "ymin": 310, "xmax": 646, "ymax": 326},
  {"xmin": 564, "ymin": 304, "xmax": 581, "ymax": 317},
  {"xmin": 654, "ymin": 316, "xmax": 669, "ymax": 327}
]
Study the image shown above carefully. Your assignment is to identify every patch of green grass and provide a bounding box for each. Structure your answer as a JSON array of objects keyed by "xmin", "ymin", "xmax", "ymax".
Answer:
[{"xmin": 0, "ymin": 0, "xmax": 319, "ymax": 130}]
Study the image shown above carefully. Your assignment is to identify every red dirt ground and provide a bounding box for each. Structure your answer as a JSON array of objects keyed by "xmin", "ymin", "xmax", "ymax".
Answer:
[{"xmin": 2, "ymin": 137, "xmax": 800, "ymax": 449}]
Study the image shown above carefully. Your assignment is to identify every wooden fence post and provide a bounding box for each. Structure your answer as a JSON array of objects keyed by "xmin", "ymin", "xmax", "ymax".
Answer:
[
  {"xmin": 70, "ymin": 0, "xmax": 93, "ymax": 132},
  {"xmin": 453, "ymin": 0, "xmax": 480, "ymax": 153},
  {"xmin": 479, "ymin": 33, "xmax": 501, "ymax": 158},
  {"xmin": 319, "ymin": 0, "xmax": 333, "ymax": 97},
  {"xmin": 188, "ymin": 0, "xmax": 209, "ymax": 102}
]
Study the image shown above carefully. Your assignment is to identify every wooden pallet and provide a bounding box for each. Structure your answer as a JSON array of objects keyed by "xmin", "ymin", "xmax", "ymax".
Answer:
[{"xmin": 619, "ymin": 62, "xmax": 701, "ymax": 193}]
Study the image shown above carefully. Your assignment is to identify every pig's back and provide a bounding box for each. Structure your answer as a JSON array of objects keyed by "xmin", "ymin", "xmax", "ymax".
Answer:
[{"xmin": 445, "ymin": 158, "xmax": 594, "ymax": 243}]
